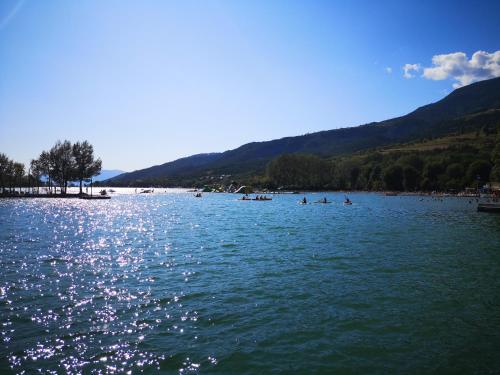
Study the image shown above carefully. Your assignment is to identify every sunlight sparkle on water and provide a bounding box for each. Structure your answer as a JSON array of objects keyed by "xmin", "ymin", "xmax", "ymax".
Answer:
[{"xmin": 1, "ymin": 192, "xmax": 500, "ymax": 373}]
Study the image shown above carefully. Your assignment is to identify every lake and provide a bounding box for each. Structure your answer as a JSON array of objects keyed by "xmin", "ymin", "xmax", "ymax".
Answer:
[{"xmin": 1, "ymin": 191, "xmax": 499, "ymax": 374}]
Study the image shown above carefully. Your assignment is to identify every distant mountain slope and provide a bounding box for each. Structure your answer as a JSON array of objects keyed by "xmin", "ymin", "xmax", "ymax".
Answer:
[
  {"xmin": 109, "ymin": 153, "xmax": 222, "ymax": 183},
  {"xmin": 94, "ymin": 170, "xmax": 127, "ymax": 181},
  {"xmin": 108, "ymin": 77, "xmax": 500, "ymax": 185}
]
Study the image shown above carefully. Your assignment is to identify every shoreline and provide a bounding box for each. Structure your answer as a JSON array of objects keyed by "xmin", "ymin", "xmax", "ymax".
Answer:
[
  {"xmin": 0, "ymin": 189, "xmax": 491, "ymax": 199},
  {"xmin": 0, "ymin": 193, "xmax": 110, "ymax": 200}
]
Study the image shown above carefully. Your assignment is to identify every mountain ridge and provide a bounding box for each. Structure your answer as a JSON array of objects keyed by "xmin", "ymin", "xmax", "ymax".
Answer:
[
  {"xmin": 107, "ymin": 77, "xmax": 500, "ymax": 185},
  {"xmin": 94, "ymin": 169, "xmax": 127, "ymax": 182}
]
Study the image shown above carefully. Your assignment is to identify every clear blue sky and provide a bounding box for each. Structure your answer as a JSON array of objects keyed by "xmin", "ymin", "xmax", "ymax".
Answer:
[{"xmin": 1, "ymin": 0, "xmax": 499, "ymax": 171}]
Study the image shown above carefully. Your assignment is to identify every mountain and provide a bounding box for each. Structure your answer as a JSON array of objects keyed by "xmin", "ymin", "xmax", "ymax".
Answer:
[
  {"xmin": 108, "ymin": 77, "xmax": 500, "ymax": 186},
  {"xmin": 94, "ymin": 169, "xmax": 127, "ymax": 182},
  {"xmin": 106, "ymin": 154, "xmax": 222, "ymax": 184}
]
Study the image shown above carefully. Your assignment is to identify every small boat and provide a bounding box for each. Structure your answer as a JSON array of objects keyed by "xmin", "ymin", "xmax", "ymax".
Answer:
[
  {"xmin": 344, "ymin": 196, "xmax": 352, "ymax": 205},
  {"xmin": 252, "ymin": 196, "xmax": 272, "ymax": 201},
  {"xmin": 140, "ymin": 189, "xmax": 153, "ymax": 194},
  {"xmin": 194, "ymin": 193, "xmax": 202, "ymax": 198},
  {"xmin": 100, "ymin": 189, "xmax": 107, "ymax": 196},
  {"xmin": 108, "ymin": 189, "xmax": 116, "ymax": 193}
]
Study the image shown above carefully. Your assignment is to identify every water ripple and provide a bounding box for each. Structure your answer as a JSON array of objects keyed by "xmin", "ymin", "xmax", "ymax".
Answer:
[{"xmin": 0, "ymin": 193, "xmax": 499, "ymax": 373}]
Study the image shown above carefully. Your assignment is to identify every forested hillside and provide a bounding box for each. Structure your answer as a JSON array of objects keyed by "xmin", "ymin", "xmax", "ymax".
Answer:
[{"xmin": 265, "ymin": 126, "xmax": 499, "ymax": 191}]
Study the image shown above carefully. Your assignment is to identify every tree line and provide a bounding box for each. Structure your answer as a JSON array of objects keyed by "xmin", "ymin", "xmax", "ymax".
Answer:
[
  {"xmin": 0, "ymin": 154, "xmax": 25, "ymax": 194},
  {"xmin": 264, "ymin": 131, "xmax": 499, "ymax": 192},
  {"xmin": 0, "ymin": 140, "xmax": 102, "ymax": 195}
]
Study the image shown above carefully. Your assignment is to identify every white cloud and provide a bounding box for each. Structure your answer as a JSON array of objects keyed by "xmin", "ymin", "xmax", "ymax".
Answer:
[
  {"xmin": 403, "ymin": 63, "xmax": 420, "ymax": 78},
  {"xmin": 385, "ymin": 67, "xmax": 393, "ymax": 74},
  {"xmin": 421, "ymin": 50, "xmax": 500, "ymax": 88}
]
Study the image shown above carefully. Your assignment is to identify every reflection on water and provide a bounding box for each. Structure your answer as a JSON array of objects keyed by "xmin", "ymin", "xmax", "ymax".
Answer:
[{"xmin": 1, "ymin": 193, "xmax": 500, "ymax": 373}]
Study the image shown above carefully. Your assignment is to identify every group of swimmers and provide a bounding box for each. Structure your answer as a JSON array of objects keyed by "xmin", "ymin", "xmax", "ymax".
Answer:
[
  {"xmin": 242, "ymin": 194, "xmax": 271, "ymax": 200},
  {"xmin": 194, "ymin": 192, "xmax": 349, "ymax": 203},
  {"xmin": 301, "ymin": 196, "xmax": 351, "ymax": 204}
]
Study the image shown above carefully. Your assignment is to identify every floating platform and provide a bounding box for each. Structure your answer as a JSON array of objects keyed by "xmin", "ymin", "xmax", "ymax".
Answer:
[{"xmin": 477, "ymin": 203, "xmax": 500, "ymax": 213}]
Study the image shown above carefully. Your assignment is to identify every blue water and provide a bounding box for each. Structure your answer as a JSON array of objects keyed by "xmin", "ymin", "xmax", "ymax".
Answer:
[{"xmin": 1, "ymin": 192, "xmax": 499, "ymax": 374}]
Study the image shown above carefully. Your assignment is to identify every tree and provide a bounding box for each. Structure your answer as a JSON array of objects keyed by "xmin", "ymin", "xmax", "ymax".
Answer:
[
  {"xmin": 6, "ymin": 159, "xmax": 14, "ymax": 193},
  {"xmin": 0, "ymin": 153, "xmax": 9, "ymax": 194},
  {"xmin": 398, "ymin": 154, "xmax": 423, "ymax": 171},
  {"xmin": 266, "ymin": 154, "xmax": 328, "ymax": 189},
  {"xmin": 422, "ymin": 162, "xmax": 444, "ymax": 191},
  {"xmin": 72, "ymin": 141, "xmax": 102, "ymax": 194},
  {"xmin": 467, "ymin": 160, "xmax": 492, "ymax": 184},
  {"xmin": 446, "ymin": 163, "xmax": 464, "ymax": 180},
  {"xmin": 50, "ymin": 140, "xmax": 75, "ymax": 194},
  {"xmin": 30, "ymin": 159, "xmax": 42, "ymax": 194},
  {"xmin": 368, "ymin": 165, "xmax": 382, "ymax": 190},
  {"xmin": 13, "ymin": 162, "xmax": 25, "ymax": 194},
  {"xmin": 349, "ymin": 166, "xmax": 361, "ymax": 190},
  {"xmin": 34, "ymin": 151, "xmax": 51, "ymax": 193},
  {"xmin": 403, "ymin": 166, "xmax": 420, "ymax": 191},
  {"xmin": 383, "ymin": 165, "xmax": 404, "ymax": 191}
]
